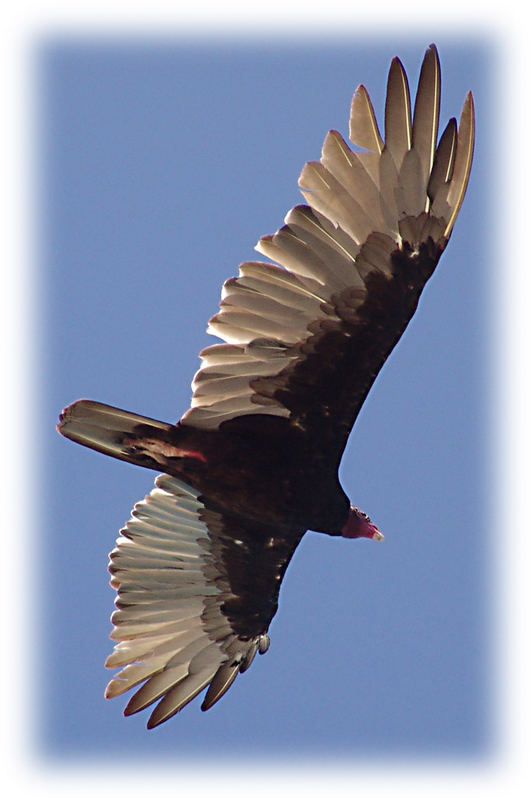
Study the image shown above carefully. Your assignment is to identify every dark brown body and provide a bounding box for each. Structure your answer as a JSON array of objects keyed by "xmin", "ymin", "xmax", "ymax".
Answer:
[{"xmin": 125, "ymin": 412, "xmax": 350, "ymax": 535}]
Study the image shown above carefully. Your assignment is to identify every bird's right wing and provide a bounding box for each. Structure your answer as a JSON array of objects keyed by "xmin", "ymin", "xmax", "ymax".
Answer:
[{"xmin": 104, "ymin": 474, "xmax": 304, "ymax": 727}]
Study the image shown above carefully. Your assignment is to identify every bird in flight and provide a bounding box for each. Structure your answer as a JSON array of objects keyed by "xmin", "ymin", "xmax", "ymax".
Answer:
[{"xmin": 58, "ymin": 44, "xmax": 474, "ymax": 728}]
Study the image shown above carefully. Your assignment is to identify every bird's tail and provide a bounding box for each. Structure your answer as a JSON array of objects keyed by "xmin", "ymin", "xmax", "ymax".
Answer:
[{"xmin": 57, "ymin": 399, "xmax": 178, "ymax": 470}]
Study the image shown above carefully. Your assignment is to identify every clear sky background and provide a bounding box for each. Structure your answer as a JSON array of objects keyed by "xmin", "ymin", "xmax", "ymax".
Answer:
[{"xmin": 43, "ymin": 36, "xmax": 490, "ymax": 761}]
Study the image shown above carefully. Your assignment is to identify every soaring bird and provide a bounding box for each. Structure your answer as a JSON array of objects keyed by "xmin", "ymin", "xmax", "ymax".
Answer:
[{"xmin": 57, "ymin": 44, "xmax": 474, "ymax": 728}]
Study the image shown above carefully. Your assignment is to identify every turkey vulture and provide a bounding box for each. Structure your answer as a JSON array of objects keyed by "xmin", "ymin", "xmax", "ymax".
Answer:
[{"xmin": 57, "ymin": 44, "xmax": 474, "ymax": 728}]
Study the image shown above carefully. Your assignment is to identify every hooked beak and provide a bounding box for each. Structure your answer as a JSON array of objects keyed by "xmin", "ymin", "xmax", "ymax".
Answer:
[{"xmin": 341, "ymin": 506, "xmax": 384, "ymax": 540}]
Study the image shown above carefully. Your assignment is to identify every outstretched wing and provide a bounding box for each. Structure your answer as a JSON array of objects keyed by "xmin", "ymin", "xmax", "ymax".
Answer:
[
  {"xmin": 105, "ymin": 473, "xmax": 304, "ymax": 727},
  {"xmin": 182, "ymin": 45, "xmax": 474, "ymax": 459}
]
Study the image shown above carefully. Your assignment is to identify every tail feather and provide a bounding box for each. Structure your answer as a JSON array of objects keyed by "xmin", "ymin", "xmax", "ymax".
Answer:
[{"xmin": 57, "ymin": 399, "xmax": 174, "ymax": 468}]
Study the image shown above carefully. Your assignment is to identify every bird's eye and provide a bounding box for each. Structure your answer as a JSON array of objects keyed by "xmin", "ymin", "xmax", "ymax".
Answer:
[{"xmin": 353, "ymin": 506, "xmax": 369, "ymax": 520}]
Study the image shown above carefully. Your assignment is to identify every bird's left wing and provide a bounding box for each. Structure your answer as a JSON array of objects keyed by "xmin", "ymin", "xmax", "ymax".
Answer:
[
  {"xmin": 181, "ymin": 45, "xmax": 474, "ymax": 459},
  {"xmin": 105, "ymin": 473, "xmax": 304, "ymax": 727}
]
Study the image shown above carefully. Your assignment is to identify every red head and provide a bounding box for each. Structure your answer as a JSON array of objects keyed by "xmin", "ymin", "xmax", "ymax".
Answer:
[{"xmin": 341, "ymin": 505, "xmax": 384, "ymax": 541}]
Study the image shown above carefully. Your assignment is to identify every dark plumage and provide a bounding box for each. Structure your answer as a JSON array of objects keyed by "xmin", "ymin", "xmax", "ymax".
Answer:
[{"xmin": 57, "ymin": 45, "xmax": 474, "ymax": 727}]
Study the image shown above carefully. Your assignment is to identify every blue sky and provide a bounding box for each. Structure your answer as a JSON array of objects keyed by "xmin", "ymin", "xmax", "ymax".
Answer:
[{"xmin": 43, "ymin": 36, "xmax": 490, "ymax": 761}]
